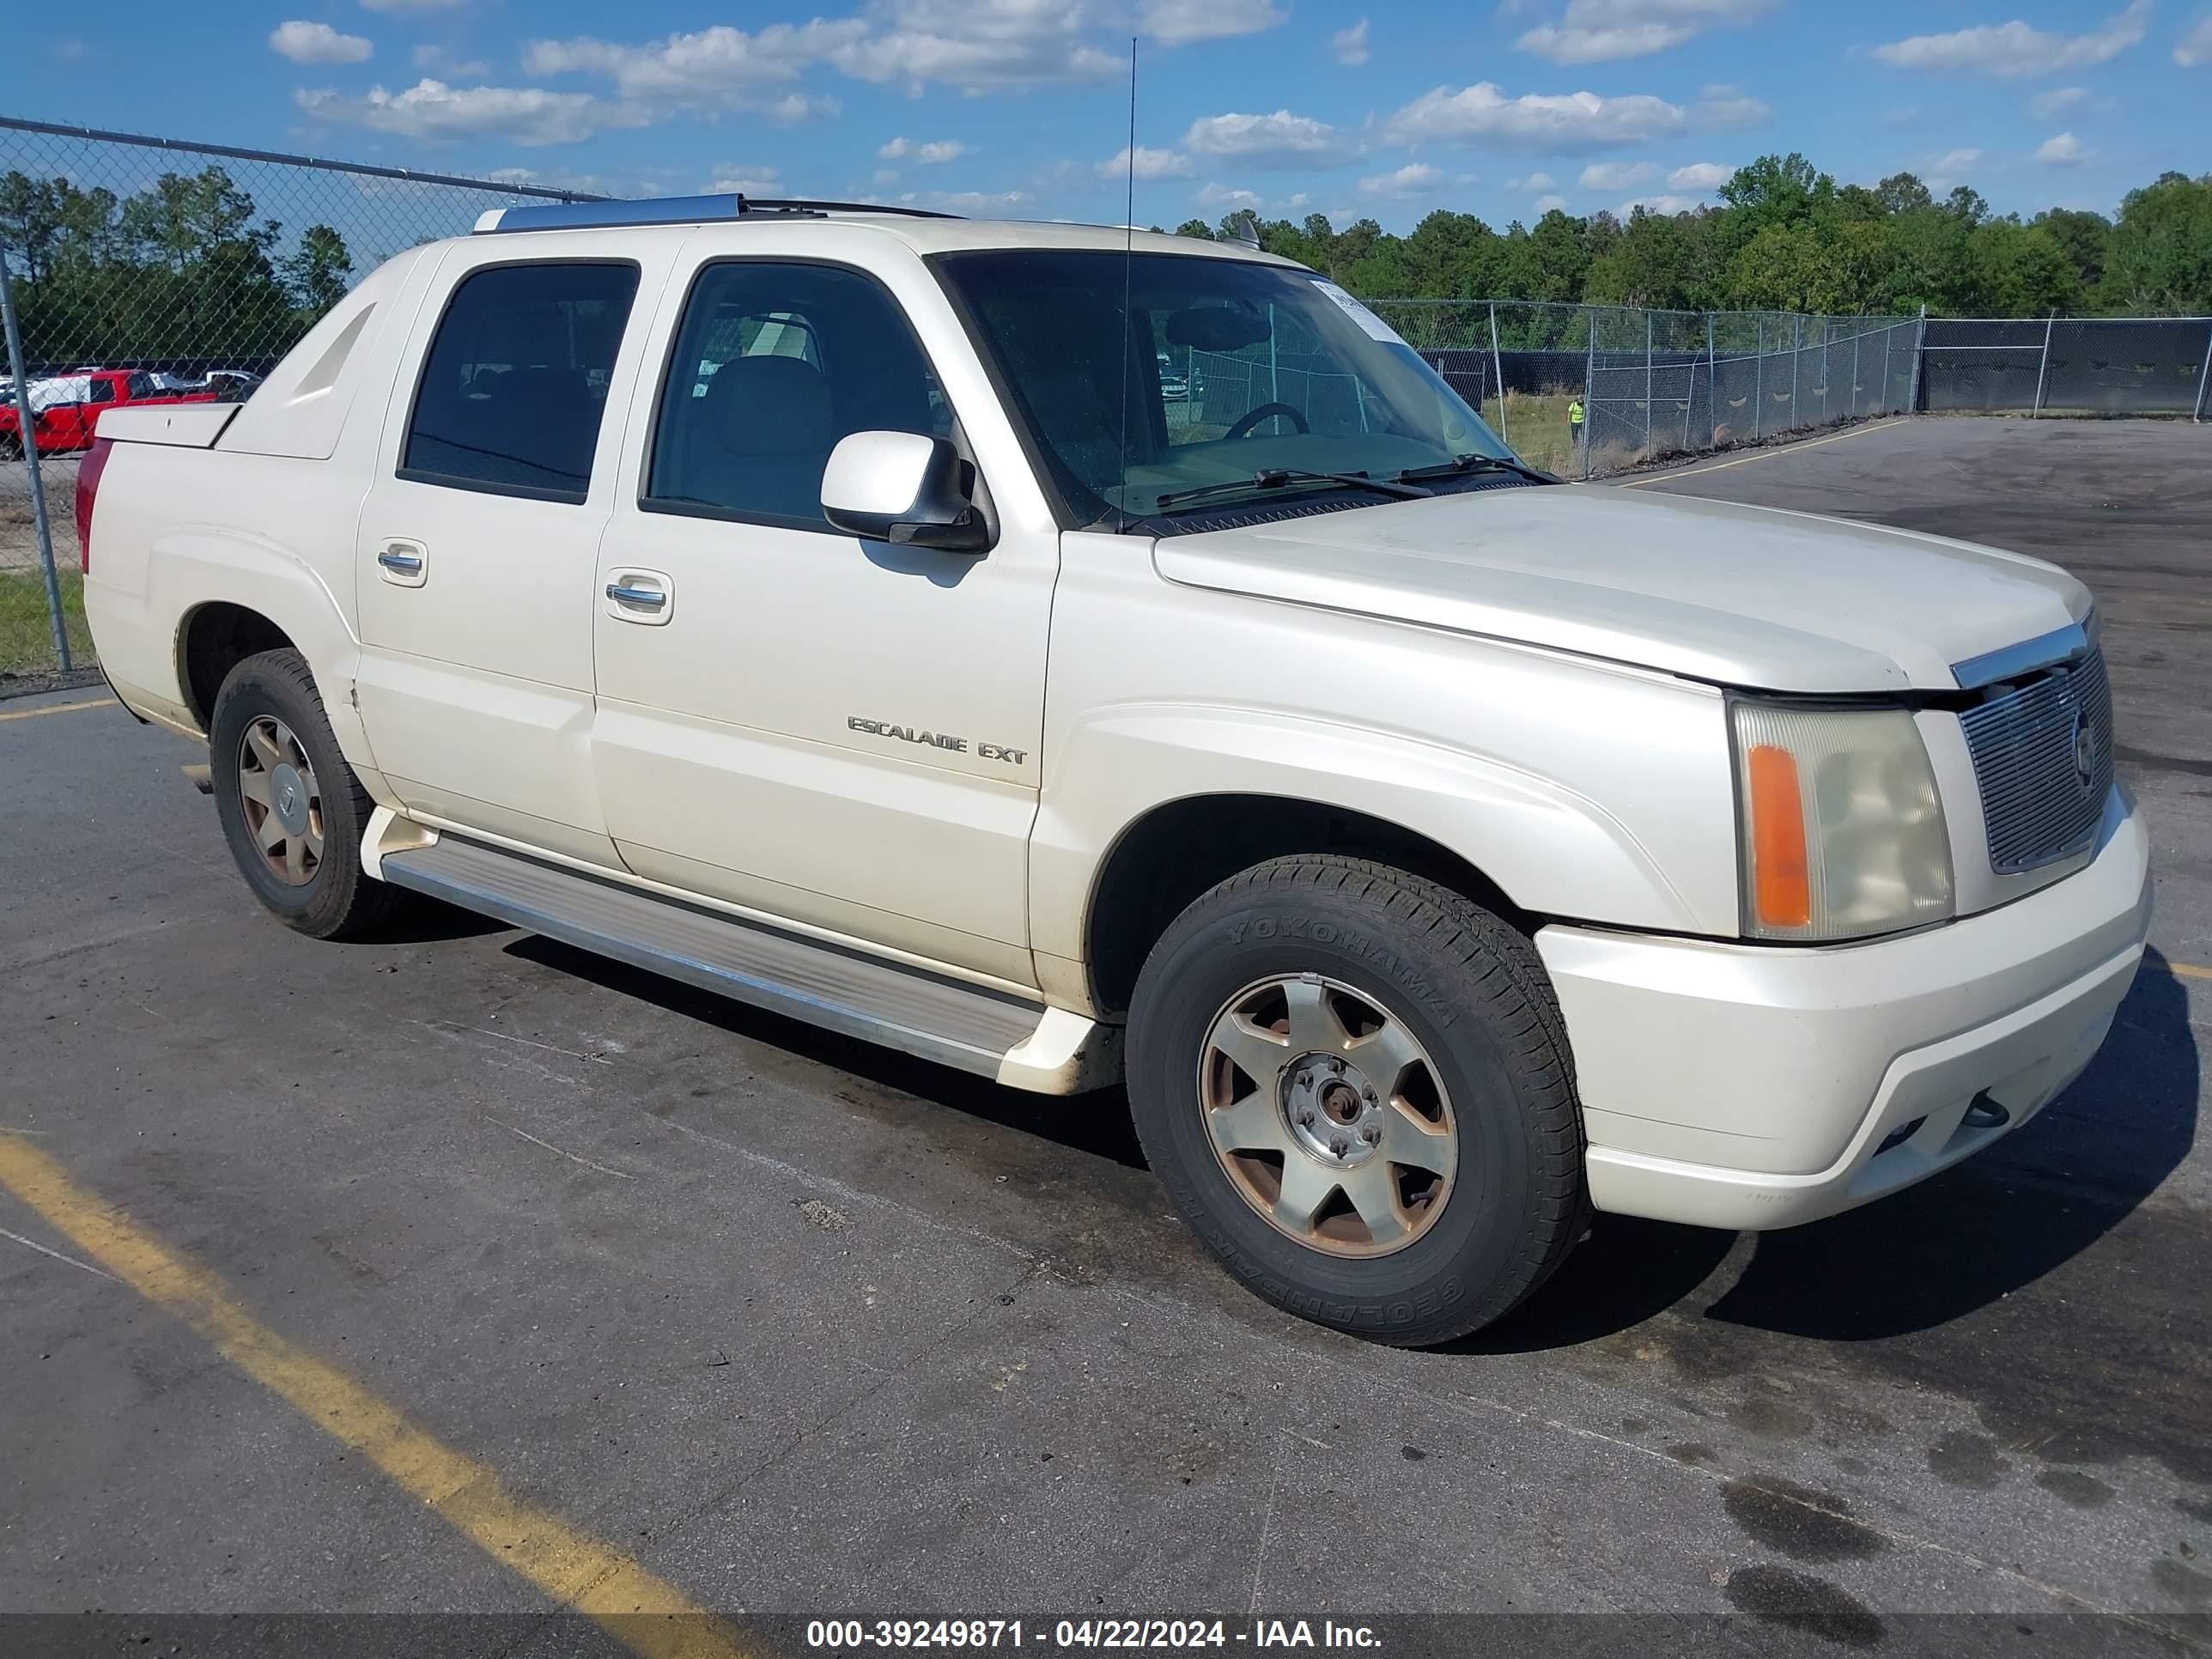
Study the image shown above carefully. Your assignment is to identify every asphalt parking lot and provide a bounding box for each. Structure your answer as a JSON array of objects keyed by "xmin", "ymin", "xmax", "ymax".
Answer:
[{"xmin": 0, "ymin": 416, "xmax": 2206, "ymax": 1656}]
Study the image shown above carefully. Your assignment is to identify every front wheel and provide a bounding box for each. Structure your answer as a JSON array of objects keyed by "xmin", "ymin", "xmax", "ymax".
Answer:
[
  {"xmin": 209, "ymin": 647, "xmax": 399, "ymax": 940},
  {"xmin": 1127, "ymin": 856, "xmax": 1586, "ymax": 1346}
]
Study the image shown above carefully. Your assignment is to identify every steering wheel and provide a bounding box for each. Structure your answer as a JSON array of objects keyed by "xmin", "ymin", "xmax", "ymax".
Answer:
[{"xmin": 1224, "ymin": 401, "xmax": 1310, "ymax": 440}]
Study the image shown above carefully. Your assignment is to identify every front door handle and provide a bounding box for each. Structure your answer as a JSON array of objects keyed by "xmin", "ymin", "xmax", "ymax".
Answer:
[
  {"xmin": 602, "ymin": 568, "xmax": 675, "ymax": 626},
  {"xmin": 377, "ymin": 539, "xmax": 428, "ymax": 587}
]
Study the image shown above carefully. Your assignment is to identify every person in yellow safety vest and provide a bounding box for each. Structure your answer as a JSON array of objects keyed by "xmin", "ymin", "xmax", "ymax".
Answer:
[{"xmin": 1568, "ymin": 395, "xmax": 1586, "ymax": 446}]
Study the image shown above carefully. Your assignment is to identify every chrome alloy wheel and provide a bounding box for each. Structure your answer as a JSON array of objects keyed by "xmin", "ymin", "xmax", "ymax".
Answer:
[
  {"xmin": 235, "ymin": 714, "xmax": 324, "ymax": 887},
  {"xmin": 1197, "ymin": 974, "xmax": 1458, "ymax": 1257}
]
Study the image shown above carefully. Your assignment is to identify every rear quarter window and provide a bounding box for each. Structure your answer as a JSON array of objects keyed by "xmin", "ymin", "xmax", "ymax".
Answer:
[{"xmin": 400, "ymin": 261, "xmax": 641, "ymax": 503}]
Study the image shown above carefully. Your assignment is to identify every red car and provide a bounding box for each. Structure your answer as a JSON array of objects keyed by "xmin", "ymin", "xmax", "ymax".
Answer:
[{"xmin": 1, "ymin": 369, "xmax": 219, "ymax": 458}]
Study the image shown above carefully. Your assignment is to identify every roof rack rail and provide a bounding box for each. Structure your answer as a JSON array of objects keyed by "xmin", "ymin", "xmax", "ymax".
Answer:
[{"xmin": 472, "ymin": 192, "xmax": 961, "ymax": 235}]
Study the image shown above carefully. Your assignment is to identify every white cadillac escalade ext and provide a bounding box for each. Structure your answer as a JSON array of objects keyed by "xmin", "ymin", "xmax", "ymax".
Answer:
[{"xmin": 80, "ymin": 195, "xmax": 2151, "ymax": 1345}]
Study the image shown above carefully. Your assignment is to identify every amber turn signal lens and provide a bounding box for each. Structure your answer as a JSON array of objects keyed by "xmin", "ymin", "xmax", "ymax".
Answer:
[{"xmin": 1746, "ymin": 743, "xmax": 1812, "ymax": 929}]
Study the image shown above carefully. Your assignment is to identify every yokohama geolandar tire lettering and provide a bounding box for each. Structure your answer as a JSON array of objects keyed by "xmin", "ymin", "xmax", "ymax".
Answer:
[
  {"xmin": 1127, "ymin": 855, "xmax": 1587, "ymax": 1346},
  {"xmin": 209, "ymin": 648, "xmax": 401, "ymax": 941}
]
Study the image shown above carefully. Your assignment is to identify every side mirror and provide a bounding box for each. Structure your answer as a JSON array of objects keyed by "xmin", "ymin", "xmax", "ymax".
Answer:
[{"xmin": 821, "ymin": 431, "xmax": 990, "ymax": 554}]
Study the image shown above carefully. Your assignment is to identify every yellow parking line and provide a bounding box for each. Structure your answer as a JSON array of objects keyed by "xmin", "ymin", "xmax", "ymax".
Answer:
[
  {"xmin": 0, "ymin": 696, "xmax": 114, "ymax": 724},
  {"xmin": 0, "ymin": 1136, "xmax": 754, "ymax": 1659},
  {"xmin": 1617, "ymin": 418, "xmax": 1908, "ymax": 488},
  {"xmin": 2163, "ymin": 959, "xmax": 2212, "ymax": 982}
]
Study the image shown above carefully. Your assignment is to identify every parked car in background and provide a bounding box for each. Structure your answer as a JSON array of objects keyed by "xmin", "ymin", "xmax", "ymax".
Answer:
[
  {"xmin": 0, "ymin": 368, "xmax": 219, "ymax": 457},
  {"xmin": 1157, "ymin": 351, "xmax": 1189, "ymax": 403}
]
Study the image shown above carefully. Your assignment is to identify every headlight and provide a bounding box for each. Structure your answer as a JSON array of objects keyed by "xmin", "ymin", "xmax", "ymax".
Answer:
[{"xmin": 1732, "ymin": 701, "xmax": 1954, "ymax": 941}]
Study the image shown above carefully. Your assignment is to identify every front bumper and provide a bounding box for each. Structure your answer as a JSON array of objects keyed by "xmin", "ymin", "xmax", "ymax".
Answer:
[{"xmin": 1536, "ymin": 786, "xmax": 2151, "ymax": 1231}]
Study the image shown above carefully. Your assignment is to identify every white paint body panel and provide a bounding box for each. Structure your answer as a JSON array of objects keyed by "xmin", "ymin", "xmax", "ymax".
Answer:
[
  {"xmin": 81, "ymin": 212, "xmax": 2148, "ymax": 1236},
  {"xmin": 1157, "ymin": 485, "xmax": 2088, "ymax": 695}
]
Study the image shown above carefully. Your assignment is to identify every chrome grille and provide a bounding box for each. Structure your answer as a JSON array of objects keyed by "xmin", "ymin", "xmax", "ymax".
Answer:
[{"xmin": 1959, "ymin": 647, "xmax": 2113, "ymax": 874}]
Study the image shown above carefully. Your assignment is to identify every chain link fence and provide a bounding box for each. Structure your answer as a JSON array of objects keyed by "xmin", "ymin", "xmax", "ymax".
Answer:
[
  {"xmin": 0, "ymin": 117, "xmax": 600, "ymax": 689},
  {"xmin": 1919, "ymin": 316, "xmax": 2212, "ymax": 416},
  {"xmin": 1370, "ymin": 300, "xmax": 1925, "ymax": 480}
]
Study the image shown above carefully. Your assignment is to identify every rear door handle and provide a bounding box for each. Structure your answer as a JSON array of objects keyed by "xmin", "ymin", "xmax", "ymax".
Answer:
[
  {"xmin": 603, "ymin": 568, "xmax": 674, "ymax": 626},
  {"xmin": 377, "ymin": 539, "xmax": 428, "ymax": 587}
]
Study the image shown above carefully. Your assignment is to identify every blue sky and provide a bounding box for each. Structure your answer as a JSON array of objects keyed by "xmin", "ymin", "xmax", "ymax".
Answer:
[{"xmin": 18, "ymin": 1, "xmax": 2212, "ymax": 230}]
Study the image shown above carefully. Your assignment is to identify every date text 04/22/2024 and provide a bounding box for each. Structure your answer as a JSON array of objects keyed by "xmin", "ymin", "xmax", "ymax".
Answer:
[{"xmin": 805, "ymin": 1620, "xmax": 1384, "ymax": 1650}]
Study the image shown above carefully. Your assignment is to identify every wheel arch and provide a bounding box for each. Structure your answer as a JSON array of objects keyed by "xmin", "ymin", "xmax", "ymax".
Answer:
[{"xmin": 1083, "ymin": 792, "xmax": 1534, "ymax": 1020}]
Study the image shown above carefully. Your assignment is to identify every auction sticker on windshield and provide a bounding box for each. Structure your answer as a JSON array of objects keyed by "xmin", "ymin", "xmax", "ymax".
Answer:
[{"xmin": 1310, "ymin": 278, "xmax": 1403, "ymax": 343}]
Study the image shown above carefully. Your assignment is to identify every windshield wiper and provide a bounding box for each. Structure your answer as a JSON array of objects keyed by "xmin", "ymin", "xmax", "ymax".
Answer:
[
  {"xmin": 1152, "ymin": 468, "xmax": 1431, "ymax": 513},
  {"xmin": 1391, "ymin": 453, "xmax": 1554, "ymax": 486}
]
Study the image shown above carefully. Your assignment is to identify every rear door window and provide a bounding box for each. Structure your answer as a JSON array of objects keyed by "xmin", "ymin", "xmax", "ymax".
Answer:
[{"xmin": 401, "ymin": 261, "xmax": 641, "ymax": 503}]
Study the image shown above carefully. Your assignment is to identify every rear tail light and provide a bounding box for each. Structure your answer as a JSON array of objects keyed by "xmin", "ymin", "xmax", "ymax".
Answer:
[{"xmin": 76, "ymin": 436, "xmax": 112, "ymax": 574}]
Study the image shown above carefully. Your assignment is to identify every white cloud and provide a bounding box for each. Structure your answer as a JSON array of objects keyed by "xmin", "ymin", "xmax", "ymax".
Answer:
[
  {"xmin": 1098, "ymin": 144, "xmax": 1194, "ymax": 179},
  {"xmin": 902, "ymin": 189, "xmax": 1030, "ymax": 215},
  {"xmin": 1668, "ymin": 160, "xmax": 1732, "ymax": 189},
  {"xmin": 1534, "ymin": 193, "xmax": 1568, "ymax": 211},
  {"xmin": 1692, "ymin": 82, "xmax": 1771, "ymax": 127},
  {"xmin": 1578, "ymin": 160, "xmax": 1656, "ymax": 189},
  {"xmin": 1196, "ymin": 183, "xmax": 1264, "ymax": 210},
  {"xmin": 270, "ymin": 21, "xmax": 373, "ymax": 65},
  {"xmin": 708, "ymin": 167, "xmax": 784, "ymax": 194},
  {"xmin": 1872, "ymin": 0, "xmax": 2151, "ymax": 76},
  {"xmin": 1331, "ymin": 18, "xmax": 1370, "ymax": 65},
  {"xmin": 1515, "ymin": 0, "xmax": 1775, "ymax": 65},
  {"xmin": 1184, "ymin": 108, "xmax": 1357, "ymax": 167},
  {"xmin": 874, "ymin": 167, "xmax": 899, "ymax": 185},
  {"xmin": 1386, "ymin": 82, "xmax": 1686, "ymax": 153},
  {"xmin": 1358, "ymin": 162, "xmax": 1445, "ymax": 198},
  {"xmin": 2179, "ymin": 16, "xmax": 2212, "ymax": 65},
  {"xmin": 829, "ymin": 0, "xmax": 1120, "ymax": 92},
  {"xmin": 1507, "ymin": 171, "xmax": 1557, "ymax": 191},
  {"xmin": 1620, "ymin": 192, "xmax": 1701, "ymax": 215},
  {"xmin": 1139, "ymin": 0, "xmax": 1285, "ymax": 46},
  {"xmin": 2027, "ymin": 85, "xmax": 2091, "ymax": 117},
  {"xmin": 413, "ymin": 44, "xmax": 488, "ymax": 77},
  {"xmin": 1923, "ymin": 147, "xmax": 1983, "ymax": 191},
  {"xmin": 295, "ymin": 79, "xmax": 646, "ymax": 146},
  {"xmin": 878, "ymin": 136, "xmax": 967, "ymax": 163},
  {"xmin": 526, "ymin": 22, "xmax": 863, "ymax": 104},
  {"xmin": 2036, "ymin": 131, "xmax": 2087, "ymax": 165}
]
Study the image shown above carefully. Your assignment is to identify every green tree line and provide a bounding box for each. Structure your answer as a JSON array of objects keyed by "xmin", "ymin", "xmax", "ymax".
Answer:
[
  {"xmin": 1175, "ymin": 155, "xmax": 2212, "ymax": 325},
  {"xmin": 0, "ymin": 166, "xmax": 353, "ymax": 368}
]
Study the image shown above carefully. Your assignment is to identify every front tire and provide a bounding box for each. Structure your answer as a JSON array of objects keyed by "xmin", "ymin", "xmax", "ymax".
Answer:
[
  {"xmin": 1127, "ymin": 856, "xmax": 1585, "ymax": 1346},
  {"xmin": 209, "ymin": 647, "xmax": 398, "ymax": 940}
]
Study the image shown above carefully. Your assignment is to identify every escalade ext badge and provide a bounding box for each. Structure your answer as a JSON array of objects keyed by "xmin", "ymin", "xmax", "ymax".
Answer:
[{"xmin": 847, "ymin": 715, "xmax": 1027, "ymax": 766}]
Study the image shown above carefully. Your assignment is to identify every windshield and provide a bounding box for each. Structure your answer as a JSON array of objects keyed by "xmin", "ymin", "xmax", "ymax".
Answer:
[{"xmin": 934, "ymin": 249, "xmax": 1516, "ymax": 525}]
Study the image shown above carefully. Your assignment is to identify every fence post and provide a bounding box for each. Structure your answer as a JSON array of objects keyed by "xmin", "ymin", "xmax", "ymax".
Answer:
[
  {"xmin": 1582, "ymin": 309, "xmax": 1596, "ymax": 479},
  {"xmin": 1752, "ymin": 314, "xmax": 1764, "ymax": 441},
  {"xmin": 0, "ymin": 246, "xmax": 71, "ymax": 674},
  {"xmin": 1850, "ymin": 328, "xmax": 1861, "ymax": 419},
  {"xmin": 1910, "ymin": 304, "xmax": 1927, "ymax": 412},
  {"xmin": 1644, "ymin": 311, "xmax": 1653, "ymax": 453},
  {"xmin": 1487, "ymin": 301, "xmax": 1507, "ymax": 447},
  {"xmin": 2194, "ymin": 318, "xmax": 2212, "ymax": 423},
  {"xmin": 2033, "ymin": 311, "xmax": 2055, "ymax": 417},
  {"xmin": 1790, "ymin": 315, "xmax": 1801, "ymax": 429}
]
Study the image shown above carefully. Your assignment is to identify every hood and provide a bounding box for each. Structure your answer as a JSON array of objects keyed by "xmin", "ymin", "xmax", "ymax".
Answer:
[{"xmin": 1152, "ymin": 483, "xmax": 2088, "ymax": 693}]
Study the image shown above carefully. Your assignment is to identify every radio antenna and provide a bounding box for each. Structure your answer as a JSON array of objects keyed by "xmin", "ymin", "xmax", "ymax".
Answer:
[{"xmin": 1116, "ymin": 35, "xmax": 1137, "ymax": 529}]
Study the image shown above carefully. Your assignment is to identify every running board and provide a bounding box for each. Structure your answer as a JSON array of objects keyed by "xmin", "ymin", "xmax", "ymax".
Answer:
[{"xmin": 375, "ymin": 828, "xmax": 1112, "ymax": 1092}]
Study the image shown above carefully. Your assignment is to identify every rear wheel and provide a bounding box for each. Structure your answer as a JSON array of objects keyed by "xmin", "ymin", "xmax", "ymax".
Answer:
[
  {"xmin": 209, "ymin": 647, "xmax": 398, "ymax": 939},
  {"xmin": 1127, "ymin": 855, "xmax": 1585, "ymax": 1346}
]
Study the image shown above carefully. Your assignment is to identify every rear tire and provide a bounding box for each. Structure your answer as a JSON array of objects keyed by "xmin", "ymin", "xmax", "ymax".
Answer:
[
  {"xmin": 1127, "ymin": 855, "xmax": 1585, "ymax": 1346},
  {"xmin": 209, "ymin": 647, "xmax": 399, "ymax": 940}
]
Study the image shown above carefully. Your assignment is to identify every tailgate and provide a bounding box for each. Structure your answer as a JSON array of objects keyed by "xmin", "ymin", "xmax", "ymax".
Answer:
[{"xmin": 95, "ymin": 404, "xmax": 240, "ymax": 447}]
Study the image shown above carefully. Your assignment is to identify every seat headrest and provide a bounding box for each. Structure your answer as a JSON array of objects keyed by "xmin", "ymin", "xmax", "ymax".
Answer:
[{"xmin": 700, "ymin": 356, "xmax": 834, "ymax": 456}]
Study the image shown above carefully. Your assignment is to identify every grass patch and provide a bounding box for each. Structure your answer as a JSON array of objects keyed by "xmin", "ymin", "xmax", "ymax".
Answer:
[{"xmin": 0, "ymin": 567, "xmax": 94, "ymax": 678}]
